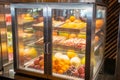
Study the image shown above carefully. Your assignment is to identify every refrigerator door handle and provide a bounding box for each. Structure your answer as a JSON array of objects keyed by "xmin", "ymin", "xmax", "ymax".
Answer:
[{"xmin": 45, "ymin": 42, "xmax": 50, "ymax": 54}]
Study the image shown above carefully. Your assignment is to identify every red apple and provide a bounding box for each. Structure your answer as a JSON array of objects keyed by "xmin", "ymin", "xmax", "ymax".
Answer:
[
  {"xmin": 78, "ymin": 66, "xmax": 85, "ymax": 74},
  {"xmin": 72, "ymin": 70, "xmax": 79, "ymax": 77},
  {"xmin": 34, "ymin": 59, "xmax": 39, "ymax": 65},
  {"xmin": 34, "ymin": 65, "xmax": 41, "ymax": 69}
]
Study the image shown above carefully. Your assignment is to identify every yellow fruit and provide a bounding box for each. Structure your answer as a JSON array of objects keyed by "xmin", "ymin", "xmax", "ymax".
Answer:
[
  {"xmin": 59, "ymin": 32, "xmax": 69, "ymax": 37},
  {"xmin": 64, "ymin": 65, "xmax": 69, "ymax": 70},
  {"xmin": 67, "ymin": 51, "xmax": 77, "ymax": 59},
  {"xmin": 77, "ymin": 34, "xmax": 86, "ymax": 39},
  {"xmin": 81, "ymin": 57, "xmax": 85, "ymax": 65},
  {"xmin": 69, "ymin": 16, "xmax": 76, "ymax": 22},
  {"xmin": 67, "ymin": 49, "xmax": 75, "ymax": 52},
  {"xmin": 26, "ymin": 13, "xmax": 31, "ymax": 17},
  {"xmin": 68, "ymin": 23, "xmax": 75, "ymax": 28},
  {"xmin": 74, "ymin": 19, "xmax": 81, "ymax": 23},
  {"xmin": 24, "ymin": 47, "xmax": 37, "ymax": 58},
  {"xmin": 8, "ymin": 46, "xmax": 13, "ymax": 53},
  {"xmin": 61, "ymin": 23, "xmax": 68, "ymax": 28},
  {"xmin": 69, "ymin": 33, "xmax": 77, "ymax": 38},
  {"xmin": 24, "ymin": 17, "xmax": 33, "ymax": 20},
  {"xmin": 65, "ymin": 19, "xmax": 71, "ymax": 23},
  {"xmin": 77, "ymin": 22, "xmax": 86, "ymax": 29}
]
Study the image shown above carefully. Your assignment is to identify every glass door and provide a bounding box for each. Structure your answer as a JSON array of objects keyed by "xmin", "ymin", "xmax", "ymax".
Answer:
[
  {"xmin": 5, "ymin": 5, "xmax": 13, "ymax": 62},
  {"xmin": 49, "ymin": 3, "xmax": 93, "ymax": 80},
  {"xmin": 11, "ymin": 5, "xmax": 46, "ymax": 74},
  {"xmin": 93, "ymin": 5, "xmax": 106, "ymax": 78}
]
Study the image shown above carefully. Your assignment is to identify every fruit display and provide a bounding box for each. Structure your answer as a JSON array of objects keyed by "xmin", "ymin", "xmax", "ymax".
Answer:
[
  {"xmin": 61, "ymin": 22, "xmax": 86, "ymax": 29},
  {"xmin": 21, "ymin": 13, "xmax": 34, "ymax": 21},
  {"xmin": 52, "ymin": 50, "xmax": 85, "ymax": 78},
  {"xmin": 62, "ymin": 38, "xmax": 86, "ymax": 49},
  {"xmin": 52, "ymin": 36, "xmax": 67, "ymax": 44},
  {"xmin": 53, "ymin": 53, "xmax": 70, "ymax": 74},
  {"xmin": 60, "ymin": 16, "xmax": 86, "ymax": 29},
  {"xmin": 22, "ymin": 15, "xmax": 87, "ymax": 79},
  {"xmin": 36, "ymin": 36, "xmax": 86, "ymax": 50}
]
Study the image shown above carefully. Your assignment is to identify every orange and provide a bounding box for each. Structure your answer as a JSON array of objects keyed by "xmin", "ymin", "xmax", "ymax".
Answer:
[
  {"xmin": 58, "ymin": 70, "xmax": 64, "ymax": 74},
  {"xmin": 53, "ymin": 69, "xmax": 56, "ymax": 73},
  {"xmin": 69, "ymin": 16, "xmax": 76, "ymax": 22},
  {"xmin": 96, "ymin": 19, "xmax": 104, "ymax": 29}
]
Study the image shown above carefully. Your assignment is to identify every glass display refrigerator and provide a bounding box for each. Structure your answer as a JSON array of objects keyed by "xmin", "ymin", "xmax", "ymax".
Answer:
[{"xmin": 11, "ymin": 1, "xmax": 106, "ymax": 80}]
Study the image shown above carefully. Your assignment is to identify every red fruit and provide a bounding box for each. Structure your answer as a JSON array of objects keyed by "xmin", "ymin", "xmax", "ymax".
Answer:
[
  {"xmin": 78, "ymin": 66, "xmax": 85, "ymax": 74},
  {"xmin": 79, "ymin": 73, "xmax": 85, "ymax": 78},
  {"xmin": 34, "ymin": 65, "xmax": 40, "ymax": 69},
  {"xmin": 72, "ymin": 70, "xmax": 79, "ymax": 77},
  {"xmin": 34, "ymin": 59, "xmax": 39, "ymax": 65}
]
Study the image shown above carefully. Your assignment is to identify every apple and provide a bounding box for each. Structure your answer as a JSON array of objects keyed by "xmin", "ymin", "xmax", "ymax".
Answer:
[
  {"xmin": 78, "ymin": 66, "xmax": 85, "ymax": 74},
  {"xmin": 34, "ymin": 65, "xmax": 40, "ymax": 69},
  {"xmin": 34, "ymin": 59, "xmax": 39, "ymax": 65},
  {"xmin": 72, "ymin": 70, "xmax": 79, "ymax": 77}
]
